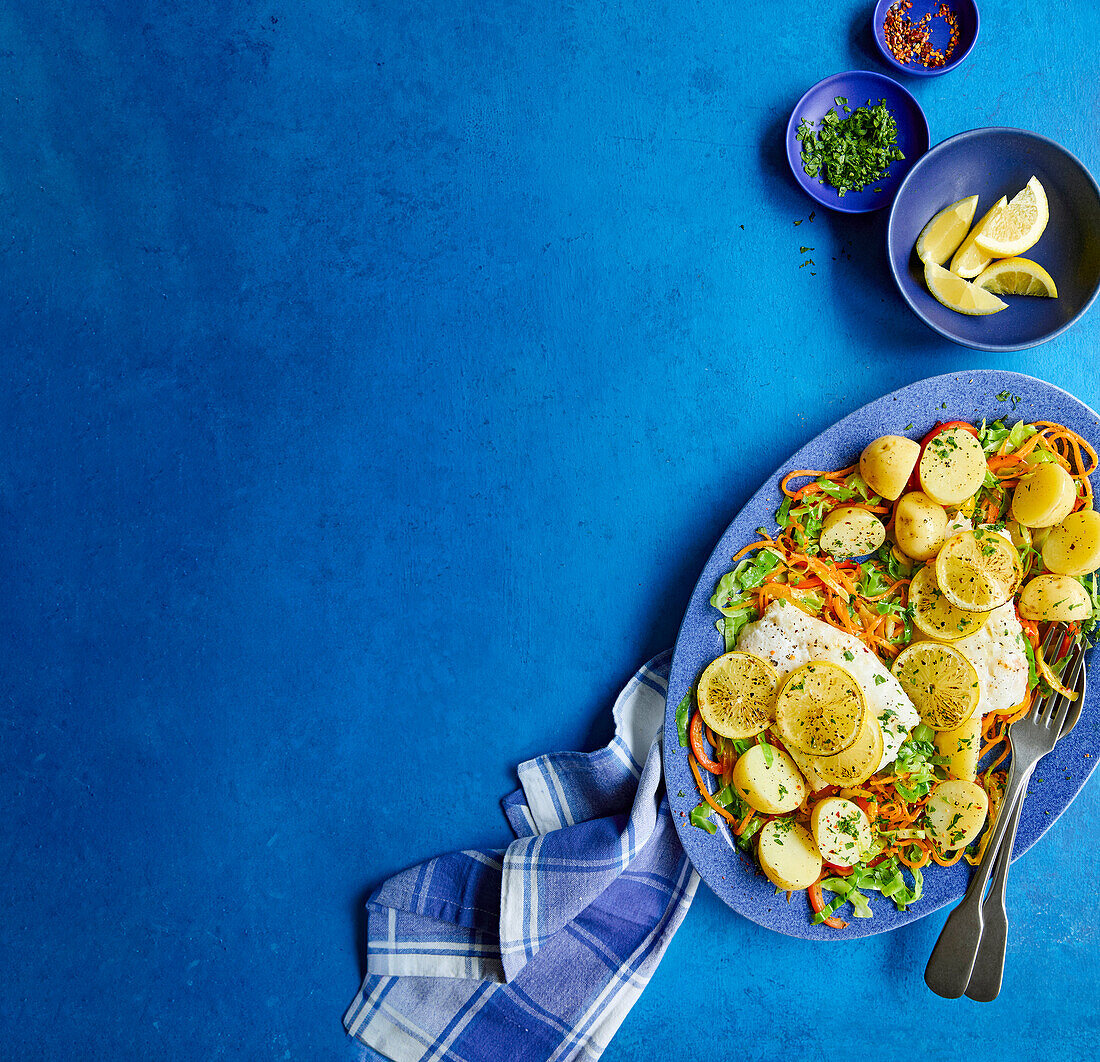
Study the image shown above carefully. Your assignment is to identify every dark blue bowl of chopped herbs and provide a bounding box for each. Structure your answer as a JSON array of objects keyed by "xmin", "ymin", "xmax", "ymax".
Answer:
[
  {"xmin": 873, "ymin": 0, "xmax": 979, "ymax": 78},
  {"xmin": 785, "ymin": 70, "xmax": 929, "ymax": 213}
]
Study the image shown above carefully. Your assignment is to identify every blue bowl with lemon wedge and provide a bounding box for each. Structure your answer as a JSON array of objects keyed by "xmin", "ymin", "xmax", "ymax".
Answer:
[{"xmin": 886, "ymin": 127, "xmax": 1100, "ymax": 351}]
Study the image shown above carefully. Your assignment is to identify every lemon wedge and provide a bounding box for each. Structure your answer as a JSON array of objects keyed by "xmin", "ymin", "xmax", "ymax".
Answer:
[
  {"xmin": 915, "ymin": 195, "xmax": 979, "ymax": 266},
  {"xmin": 924, "ymin": 262, "xmax": 1007, "ymax": 316},
  {"xmin": 949, "ymin": 196, "xmax": 1007, "ymax": 278},
  {"xmin": 696, "ymin": 651, "xmax": 778, "ymax": 739},
  {"xmin": 974, "ymin": 256, "xmax": 1058, "ymax": 298},
  {"xmin": 974, "ymin": 177, "xmax": 1049, "ymax": 258},
  {"xmin": 893, "ymin": 642, "xmax": 981, "ymax": 731}
]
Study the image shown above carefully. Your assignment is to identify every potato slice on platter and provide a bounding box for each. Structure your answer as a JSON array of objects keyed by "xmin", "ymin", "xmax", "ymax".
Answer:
[
  {"xmin": 696, "ymin": 651, "xmax": 778, "ymax": 739},
  {"xmin": 1042, "ymin": 509, "xmax": 1100, "ymax": 576},
  {"xmin": 918, "ymin": 426, "xmax": 987, "ymax": 506},
  {"xmin": 935, "ymin": 529, "xmax": 1022, "ymax": 613},
  {"xmin": 926, "ymin": 779, "xmax": 988, "ymax": 852},
  {"xmin": 757, "ymin": 819, "xmax": 822, "ymax": 892},
  {"xmin": 934, "ymin": 713, "xmax": 982, "ymax": 782},
  {"xmin": 1010, "ymin": 462, "xmax": 1077, "ymax": 529},
  {"xmin": 1017, "ymin": 574, "xmax": 1093, "ymax": 623},
  {"xmin": 893, "ymin": 491, "xmax": 948, "ymax": 562},
  {"xmin": 819, "ymin": 506, "xmax": 886, "ymax": 560},
  {"xmin": 730, "ymin": 744, "xmax": 806, "ymax": 815},
  {"xmin": 810, "ymin": 796, "xmax": 872, "ymax": 868},
  {"xmin": 774, "ymin": 662, "xmax": 866, "ymax": 757},
  {"xmin": 859, "ymin": 435, "xmax": 921, "ymax": 501}
]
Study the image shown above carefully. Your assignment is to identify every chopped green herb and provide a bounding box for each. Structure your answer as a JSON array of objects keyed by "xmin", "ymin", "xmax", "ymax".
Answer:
[{"xmin": 796, "ymin": 99, "xmax": 905, "ymax": 198}]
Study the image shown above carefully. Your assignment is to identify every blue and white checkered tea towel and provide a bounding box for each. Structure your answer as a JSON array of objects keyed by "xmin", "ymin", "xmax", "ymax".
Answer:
[{"xmin": 344, "ymin": 651, "xmax": 699, "ymax": 1061}]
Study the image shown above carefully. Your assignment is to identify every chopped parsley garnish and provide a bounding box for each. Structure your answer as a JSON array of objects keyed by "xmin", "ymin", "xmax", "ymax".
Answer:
[{"xmin": 796, "ymin": 99, "xmax": 905, "ymax": 197}]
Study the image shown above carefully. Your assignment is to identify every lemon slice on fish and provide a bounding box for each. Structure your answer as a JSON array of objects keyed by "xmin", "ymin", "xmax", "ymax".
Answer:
[
  {"xmin": 774, "ymin": 661, "xmax": 866, "ymax": 757},
  {"xmin": 696, "ymin": 651, "xmax": 778, "ymax": 739},
  {"xmin": 892, "ymin": 642, "xmax": 981, "ymax": 731},
  {"xmin": 809, "ymin": 713, "xmax": 884, "ymax": 787},
  {"xmin": 908, "ymin": 563, "xmax": 989, "ymax": 641},
  {"xmin": 935, "ymin": 529, "xmax": 1023, "ymax": 613}
]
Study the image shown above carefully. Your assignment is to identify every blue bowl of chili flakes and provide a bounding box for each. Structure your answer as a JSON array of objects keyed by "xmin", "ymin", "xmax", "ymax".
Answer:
[{"xmin": 873, "ymin": 0, "xmax": 979, "ymax": 77}]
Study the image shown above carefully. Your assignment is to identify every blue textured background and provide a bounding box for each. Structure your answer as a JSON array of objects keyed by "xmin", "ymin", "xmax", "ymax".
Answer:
[{"xmin": 3, "ymin": 1, "xmax": 1099, "ymax": 1058}]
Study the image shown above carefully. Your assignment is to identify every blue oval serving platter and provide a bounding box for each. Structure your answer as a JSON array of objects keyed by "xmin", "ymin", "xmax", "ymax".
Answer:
[
  {"xmin": 785, "ymin": 70, "xmax": 929, "ymax": 213},
  {"xmin": 663, "ymin": 370, "xmax": 1100, "ymax": 939},
  {"xmin": 887, "ymin": 128, "xmax": 1100, "ymax": 351}
]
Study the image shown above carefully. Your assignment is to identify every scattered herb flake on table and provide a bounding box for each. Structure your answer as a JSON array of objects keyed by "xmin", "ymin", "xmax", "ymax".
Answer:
[{"xmin": 796, "ymin": 98, "xmax": 905, "ymax": 198}]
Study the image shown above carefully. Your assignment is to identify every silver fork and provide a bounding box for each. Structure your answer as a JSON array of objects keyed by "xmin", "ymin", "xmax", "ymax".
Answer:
[
  {"xmin": 924, "ymin": 625, "xmax": 1083, "ymax": 1000},
  {"xmin": 963, "ymin": 633, "xmax": 1087, "ymax": 1001}
]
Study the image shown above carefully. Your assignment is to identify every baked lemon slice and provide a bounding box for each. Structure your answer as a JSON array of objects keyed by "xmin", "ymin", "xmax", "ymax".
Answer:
[
  {"xmin": 924, "ymin": 263, "xmax": 1007, "ymax": 316},
  {"xmin": 915, "ymin": 194, "xmax": 979, "ymax": 266},
  {"xmin": 809, "ymin": 713, "xmax": 884, "ymax": 787},
  {"xmin": 974, "ymin": 176, "xmax": 1049, "ymax": 258},
  {"xmin": 935, "ymin": 528, "xmax": 1023, "ymax": 613},
  {"xmin": 696, "ymin": 651, "xmax": 778, "ymax": 739},
  {"xmin": 974, "ymin": 256, "xmax": 1058, "ymax": 298},
  {"xmin": 908, "ymin": 563, "xmax": 989, "ymax": 641},
  {"xmin": 774, "ymin": 661, "xmax": 866, "ymax": 757},
  {"xmin": 892, "ymin": 642, "xmax": 981, "ymax": 730},
  {"xmin": 950, "ymin": 196, "xmax": 1007, "ymax": 278}
]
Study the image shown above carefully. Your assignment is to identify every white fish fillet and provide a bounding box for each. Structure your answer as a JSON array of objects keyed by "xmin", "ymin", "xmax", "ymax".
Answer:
[
  {"xmin": 948, "ymin": 600, "xmax": 1029, "ymax": 715},
  {"xmin": 737, "ymin": 600, "xmax": 919, "ymax": 790},
  {"xmin": 909, "ymin": 524, "xmax": 1029, "ymax": 715}
]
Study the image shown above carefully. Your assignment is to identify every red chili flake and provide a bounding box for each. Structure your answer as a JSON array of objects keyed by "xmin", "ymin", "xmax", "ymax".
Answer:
[{"xmin": 883, "ymin": 1, "xmax": 960, "ymax": 69}]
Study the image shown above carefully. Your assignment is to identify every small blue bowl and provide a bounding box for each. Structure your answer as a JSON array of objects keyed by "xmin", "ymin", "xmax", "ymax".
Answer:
[
  {"xmin": 886, "ymin": 127, "xmax": 1100, "ymax": 351},
  {"xmin": 872, "ymin": 0, "xmax": 979, "ymax": 78},
  {"xmin": 785, "ymin": 70, "xmax": 929, "ymax": 213}
]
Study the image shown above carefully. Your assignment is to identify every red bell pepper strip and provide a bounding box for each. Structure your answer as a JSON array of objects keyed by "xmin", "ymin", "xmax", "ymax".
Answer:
[
  {"xmin": 689, "ymin": 711, "xmax": 725, "ymax": 775},
  {"xmin": 808, "ymin": 881, "xmax": 848, "ymax": 929},
  {"xmin": 920, "ymin": 420, "xmax": 980, "ymax": 446}
]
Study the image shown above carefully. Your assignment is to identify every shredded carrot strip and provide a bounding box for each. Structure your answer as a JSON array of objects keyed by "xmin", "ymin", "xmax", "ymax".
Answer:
[
  {"xmin": 687, "ymin": 752, "xmax": 740, "ymax": 827},
  {"xmin": 898, "ymin": 846, "xmax": 931, "ymax": 869},
  {"xmin": 987, "ymin": 453, "xmax": 1027, "ymax": 474},
  {"xmin": 931, "ymin": 847, "xmax": 965, "ymax": 867},
  {"xmin": 1032, "ymin": 422, "xmax": 1098, "ymax": 475},
  {"xmin": 689, "ymin": 712, "xmax": 725, "ymax": 775},
  {"xmin": 780, "ymin": 465, "xmax": 858, "ymax": 498}
]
